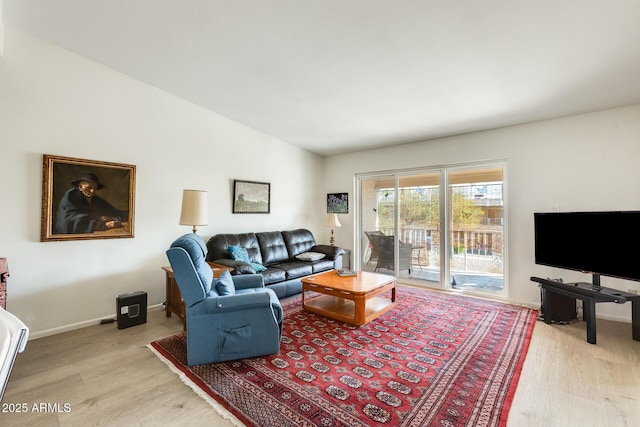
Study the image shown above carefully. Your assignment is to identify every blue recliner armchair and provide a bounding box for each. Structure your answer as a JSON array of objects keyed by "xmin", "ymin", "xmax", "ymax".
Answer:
[{"xmin": 166, "ymin": 233, "xmax": 283, "ymax": 366}]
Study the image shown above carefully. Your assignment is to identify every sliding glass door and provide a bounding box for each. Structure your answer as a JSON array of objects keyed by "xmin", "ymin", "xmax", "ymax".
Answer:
[
  {"xmin": 359, "ymin": 172, "xmax": 441, "ymax": 282},
  {"xmin": 357, "ymin": 162, "xmax": 505, "ymax": 296},
  {"xmin": 447, "ymin": 167, "xmax": 505, "ymax": 293},
  {"xmin": 397, "ymin": 172, "xmax": 441, "ymax": 283}
]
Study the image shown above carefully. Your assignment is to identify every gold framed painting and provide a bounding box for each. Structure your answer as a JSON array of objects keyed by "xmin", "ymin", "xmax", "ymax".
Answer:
[{"xmin": 41, "ymin": 154, "xmax": 136, "ymax": 241}]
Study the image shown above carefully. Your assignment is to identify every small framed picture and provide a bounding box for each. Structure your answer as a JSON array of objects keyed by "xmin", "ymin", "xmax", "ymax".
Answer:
[
  {"xmin": 41, "ymin": 154, "xmax": 136, "ymax": 241},
  {"xmin": 233, "ymin": 180, "xmax": 270, "ymax": 214},
  {"xmin": 327, "ymin": 192, "xmax": 348, "ymax": 214}
]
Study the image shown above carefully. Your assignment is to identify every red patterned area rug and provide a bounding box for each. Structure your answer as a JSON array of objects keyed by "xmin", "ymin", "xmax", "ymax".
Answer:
[{"xmin": 149, "ymin": 286, "xmax": 536, "ymax": 427}]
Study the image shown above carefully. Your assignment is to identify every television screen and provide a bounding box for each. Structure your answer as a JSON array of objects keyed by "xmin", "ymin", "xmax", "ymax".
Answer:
[{"xmin": 534, "ymin": 211, "xmax": 640, "ymax": 282}]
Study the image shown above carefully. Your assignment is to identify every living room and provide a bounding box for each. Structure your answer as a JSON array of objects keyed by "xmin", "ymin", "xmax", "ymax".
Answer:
[{"xmin": 1, "ymin": 2, "xmax": 639, "ymax": 425}]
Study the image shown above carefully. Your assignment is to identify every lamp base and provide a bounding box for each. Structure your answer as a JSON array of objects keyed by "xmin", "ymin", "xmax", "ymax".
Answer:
[{"xmin": 329, "ymin": 229, "xmax": 335, "ymax": 246}]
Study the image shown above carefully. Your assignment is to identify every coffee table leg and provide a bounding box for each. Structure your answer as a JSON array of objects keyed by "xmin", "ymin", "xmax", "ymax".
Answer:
[
  {"xmin": 302, "ymin": 286, "xmax": 306, "ymax": 308},
  {"xmin": 354, "ymin": 294, "xmax": 365, "ymax": 325}
]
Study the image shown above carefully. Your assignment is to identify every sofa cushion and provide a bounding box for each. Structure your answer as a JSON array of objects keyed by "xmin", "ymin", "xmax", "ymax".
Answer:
[
  {"xmin": 250, "ymin": 263, "xmax": 267, "ymax": 272},
  {"xmin": 295, "ymin": 251, "xmax": 326, "ymax": 261},
  {"xmin": 310, "ymin": 244, "xmax": 345, "ymax": 261},
  {"xmin": 215, "ymin": 270, "xmax": 236, "ymax": 295},
  {"xmin": 214, "ymin": 259, "xmax": 256, "ymax": 274},
  {"xmin": 261, "ymin": 267, "xmax": 287, "ymax": 285},
  {"xmin": 272, "ymin": 262, "xmax": 314, "ymax": 280},
  {"xmin": 256, "ymin": 232, "xmax": 289, "ymax": 265},
  {"xmin": 311, "ymin": 259, "xmax": 334, "ymax": 273},
  {"xmin": 206, "ymin": 233, "xmax": 262, "ymax": 264},
  {"xmin": 282, "ymin": 229, "xmax": 317, "ymax": 258},
  {"xmin": 229, "ymin": 245, "xmax": 267, "ymax": 272}
]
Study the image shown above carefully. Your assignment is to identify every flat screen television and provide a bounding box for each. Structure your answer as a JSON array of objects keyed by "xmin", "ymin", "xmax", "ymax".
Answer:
[{"xmin": 534, "ymin": 211, "xmax": 640, "ymax": 285}]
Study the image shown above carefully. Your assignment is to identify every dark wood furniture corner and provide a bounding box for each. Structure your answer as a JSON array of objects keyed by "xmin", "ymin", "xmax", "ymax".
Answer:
[
  {"xmin": 531, "ymin": 276, "xmax": 640, "ymax": 344},
  {"xmin": 162, "ymin": 262, "xmax": 233, "ymax": 330}
]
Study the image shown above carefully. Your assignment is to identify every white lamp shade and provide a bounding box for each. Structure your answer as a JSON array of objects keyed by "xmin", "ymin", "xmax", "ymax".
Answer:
[
  {"xmin": 325, "ymin": 213, "xmax": 342, "ymax": 228},
  {"xmin": 179, "ymin": 190, "xmax": 208, "ymax": 226}
]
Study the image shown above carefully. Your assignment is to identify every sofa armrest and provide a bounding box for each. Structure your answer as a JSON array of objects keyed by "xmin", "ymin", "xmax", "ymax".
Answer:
[
  {"xmin": 232, "ymin": 274, "xmax": 265, "ymax": 290},
  {"xmin": 310, "ymin": 244, "xmax": 345, "ymax": 261},
  {"xmin": 212, "ymin": 258, "xmax": 256, "ymax": 274}
]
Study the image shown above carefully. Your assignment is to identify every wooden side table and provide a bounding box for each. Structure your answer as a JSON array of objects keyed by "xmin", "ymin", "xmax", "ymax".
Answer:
[{"xmin": 162, "ymin": 262, "xmax": 233, "ymax": 330}]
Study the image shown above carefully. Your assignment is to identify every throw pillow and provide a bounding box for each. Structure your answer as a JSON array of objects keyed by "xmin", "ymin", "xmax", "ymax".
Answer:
[
  {"xmin": 215, "ymin": 270, "xmax": 235, "ymax": 296},
  {"xmin": 229, "ymin": 245, "xmax": 250, "ymax": 263},
  {"xmin": 295, "ymin": 252, "xmax": 326, "ymax": 262},
  {"xmin": 233, "ymin": 263, "xmax": 256, "ymax": 274},
  {"xmin": 251, "ymin": 262, "xmax": 267, "ymax": 272},
  {"xmin": 229, "ymin": 245, "xmax": 266, "ymax": 272}
]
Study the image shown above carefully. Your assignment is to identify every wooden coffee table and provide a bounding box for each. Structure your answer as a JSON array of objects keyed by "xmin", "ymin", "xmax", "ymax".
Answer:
[{"xmin": 301, "ymin": 270, "xmax": 396, "ymax": 326}]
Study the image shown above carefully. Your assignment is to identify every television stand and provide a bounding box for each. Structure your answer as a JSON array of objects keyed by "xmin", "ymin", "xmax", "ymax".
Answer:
[{"xmin": 530, "ymin": 276, "xmax": 640, "ymax": 344}]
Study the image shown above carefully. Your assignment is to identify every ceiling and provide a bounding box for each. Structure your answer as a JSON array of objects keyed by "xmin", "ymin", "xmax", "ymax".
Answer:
[{"xmin": 4, "ymin": 1, "xmax": 640, "ymax": 156}]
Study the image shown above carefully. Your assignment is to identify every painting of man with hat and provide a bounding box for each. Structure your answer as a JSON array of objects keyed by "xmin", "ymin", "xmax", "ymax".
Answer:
[
  {"xmin": 55, "ymin": 172, "xmax": 129, "ymax": 234},
  {"xmin": 41, "ymin": 154, "xmax": 135, "ymax": 241}
]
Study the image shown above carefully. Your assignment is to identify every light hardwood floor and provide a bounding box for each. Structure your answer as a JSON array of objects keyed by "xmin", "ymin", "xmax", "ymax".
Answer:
[
  {"xmin": 509, "ymin": 314, "xmax": 640, "ymax": 426},
  {"xmin": 2, "ymin": 308, "xmax": 639, "ymax": 426}
]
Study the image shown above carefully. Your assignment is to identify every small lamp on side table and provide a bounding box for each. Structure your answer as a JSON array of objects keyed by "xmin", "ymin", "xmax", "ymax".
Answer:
[
  {"xmin": 325, "ymin": 213, "xmax": 342, "ymax": 246},
  {"xmin": 179, "ymin": 189, "xmax": 208, "ymax": 233}
]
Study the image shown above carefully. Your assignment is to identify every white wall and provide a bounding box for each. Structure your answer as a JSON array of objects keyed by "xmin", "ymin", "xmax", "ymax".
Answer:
[
  {"xmin": 324, "ymin": 104, "xmax": 640, "ymax": 322},
  {"xmin": 0, "ymin": 28, "xmax": 324, "ymax": 338},
  {"xmin": 2, "ymin": 27, "xmax": 638, "ymax": 337}
]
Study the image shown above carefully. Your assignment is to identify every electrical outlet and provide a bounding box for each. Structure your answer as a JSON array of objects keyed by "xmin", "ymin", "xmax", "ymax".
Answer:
[{"xmin": 551, "ymin": 205, "xmax": 560, "ymax": 212}]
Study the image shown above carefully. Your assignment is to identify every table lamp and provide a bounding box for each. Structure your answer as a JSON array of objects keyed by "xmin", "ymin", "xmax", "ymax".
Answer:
[
  {"xmin": 179, "ymin": 189, "xmax": 208, "ymax": 233},
  {"xmin": 325, "ymin": 213, "xmax": 342, "ymax": 246}
]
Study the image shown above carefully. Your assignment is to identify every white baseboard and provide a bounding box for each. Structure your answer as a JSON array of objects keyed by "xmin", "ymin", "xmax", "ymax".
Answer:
[
  {"xmin": 29, "ymin": 304, "xmax": 164, "ymax": 340},
  {"xmin": 27, "ymin": 293, "xmax": 633, "ymax": 340}
]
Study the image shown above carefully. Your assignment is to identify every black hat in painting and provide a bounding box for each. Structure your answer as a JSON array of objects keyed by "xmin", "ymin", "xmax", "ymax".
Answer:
[{"xmin": 71, "ymin": 173, "xmax": 105, "ymax": 189}]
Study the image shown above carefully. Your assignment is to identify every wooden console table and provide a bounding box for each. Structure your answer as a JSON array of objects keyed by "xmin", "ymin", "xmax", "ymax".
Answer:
[
  {"xmin": 162, "ymin": 262, "xmax": 232, "ymax": 329},
  {"xmin": 531, "ymin": 276, "xmax": 640, "ymax": 344}
]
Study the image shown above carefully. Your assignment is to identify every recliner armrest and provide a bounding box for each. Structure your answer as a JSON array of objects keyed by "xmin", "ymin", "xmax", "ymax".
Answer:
[
  {"xmin": 193, "ymin": 291, "xmax": 273, "ymax": 314},
  {"xmin": 310, "ymin": 244, "xmax": 345, "ymax": 260},
  {"xmin": 232, "ymin": 274, "xmax": 265, "ymax": 290}
]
